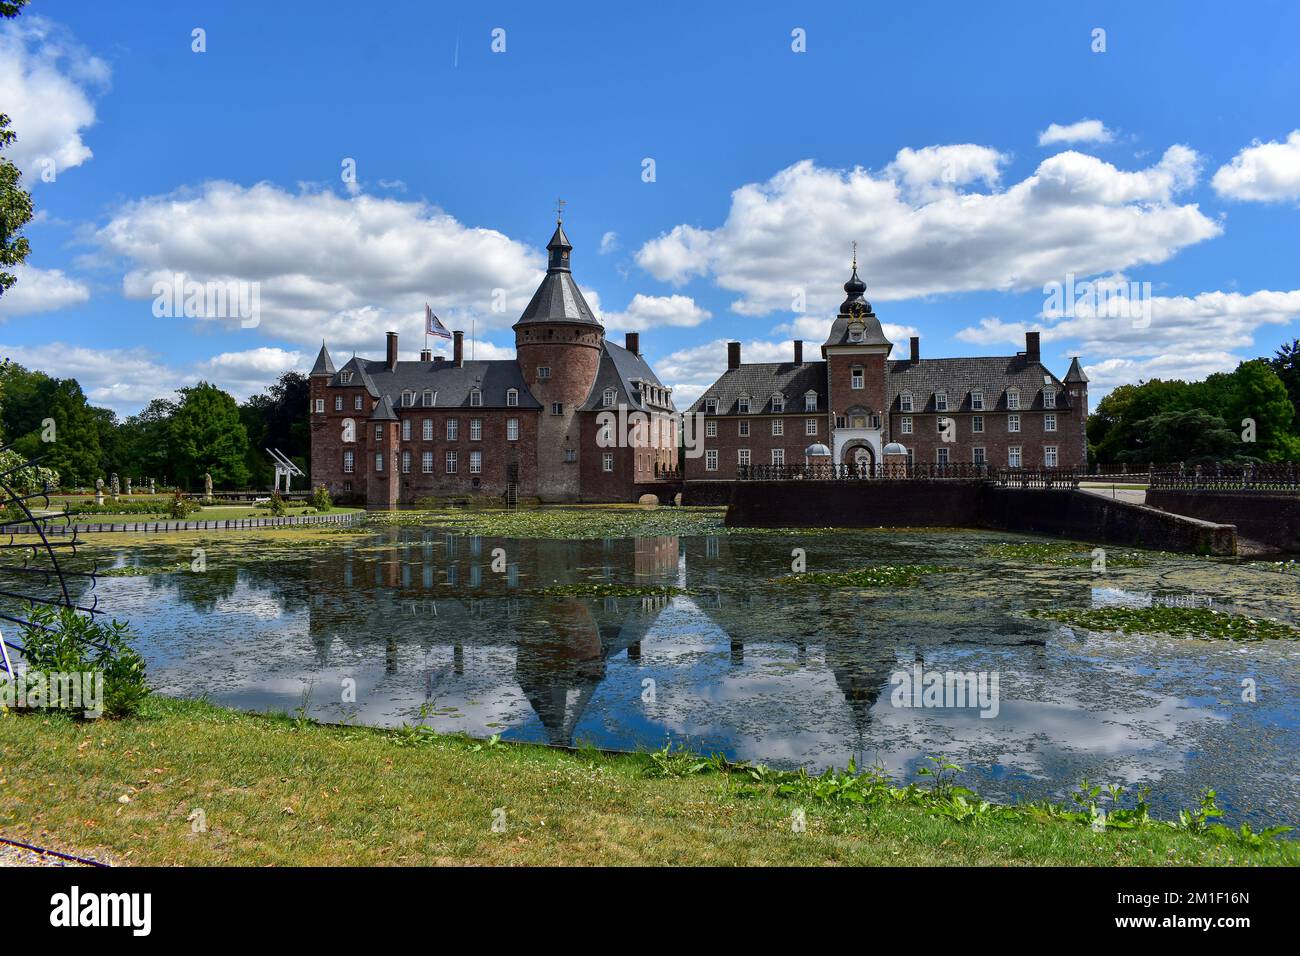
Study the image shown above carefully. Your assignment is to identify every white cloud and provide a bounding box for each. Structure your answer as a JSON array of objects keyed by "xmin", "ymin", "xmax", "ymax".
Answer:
[
  {"xmin": 0, "ymin": 343, "xmax": 177, "ymax": 412},
  {"xmin": 1038, "ymin": 119, "xmax": 1114, "ymax": 146},
  {"xmin": 774, "ymin": 313, "xmax": 920, "ymax": 348},
  {"xmin": 599, "ymin": 231, "xmax": 619, "ymax": 255},
  {"xmin": 635, "ymin": 147, "xmax": 1217, "ymax": 315},
  {"xmin": 1081, "ymin": 353, "xmax": 1241, "ymax": 391},
  {"xmin": 600, "ymin": 293, "xmax": 711, "ymax": 333},
  {"xmin": 95, "ymin": 181, "xmax": 551, "ymax": 354},
  {"xmin": 0, "ymin": 16, "xmax": 109, "ymax": 180},
  {"xmin": 884, "ymin": 144, "xmax": 1005, "ymax": 202},
  {"xmin": 0, "ymin": 264, "xmax": 90, "ymax": 317},
  {"xmin": 1212, "ymin": 130, "xmax": 1300, "ymax": 202},
  {"xmin": 655, "ymin": 337, "xmax": 807, "ymax": 409}
]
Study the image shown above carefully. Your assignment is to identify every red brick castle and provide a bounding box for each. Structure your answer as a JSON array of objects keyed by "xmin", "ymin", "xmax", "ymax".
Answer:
[{"xmin": 309, "ymin": 220, "xmax": 678, "ymax": 506}]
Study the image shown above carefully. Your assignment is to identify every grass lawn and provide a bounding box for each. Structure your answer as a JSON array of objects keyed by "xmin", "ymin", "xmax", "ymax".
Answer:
[{"xmin": 0, "ymin": 697, "xmax": 1292, "ymax": 866}]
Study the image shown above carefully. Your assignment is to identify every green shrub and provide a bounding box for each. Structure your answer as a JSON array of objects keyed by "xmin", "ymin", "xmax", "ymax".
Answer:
[
  {"xmin": 63, "ymin": 501, "xmax": 166, "ymax": 516},
  {"xmin": 311, "ymin": 485, "xmax": 332, "ymax": 512},
  {"xmin": 167, "ymin": 491, "xmax": 200, "ymax": 519},
  {"xmin": 3, "ymin": 606, "xmax": 149, "ymax": 718},
  {"xmin": 268, "ymin": 491, "xmax": 287, "ymax": 517}
]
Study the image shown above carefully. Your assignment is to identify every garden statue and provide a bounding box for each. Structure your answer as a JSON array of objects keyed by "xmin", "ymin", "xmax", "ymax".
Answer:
[
  {"xmin": 110, "ymin": 473, "xmax": 119, "ymax": 501},
  {"xmin": 95, "ymin": 477, "xmax": 105, "ymax": 506},
  {"xmin": 204, "ymin": 473, "xmax": 214, "ymax": 503},
  {"xmin": 125, "ymin": 478, "xmax": 132, "ymax": 496},
  {"xmin": 149, "ymin": 478, "xmax": 156, "ymax": 495}
]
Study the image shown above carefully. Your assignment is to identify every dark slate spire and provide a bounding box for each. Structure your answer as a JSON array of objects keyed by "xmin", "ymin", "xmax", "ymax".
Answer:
[
  {"xmin": 546, "ymin": 221, "xmax": 573, "ymax": 274},
  {"xmin": 515, "ymin": 217, "xmax": 602, "ymax": 328},
  {"xmin": 1064, "ymin": 356, "xmax": 1089, "ymax": 383},
  {"xmin": 840, "ymin": 244, "xmax": 871, "ymax": 315},
  {"xmin": 309, "ymin": 341, "xmax": 335, "ymax": 377}
]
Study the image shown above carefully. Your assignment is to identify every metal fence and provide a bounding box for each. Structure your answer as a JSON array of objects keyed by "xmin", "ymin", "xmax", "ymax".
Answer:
[{"xmin": 1149, "ymin": 462, "xmax": 1300, "ymax": 493}]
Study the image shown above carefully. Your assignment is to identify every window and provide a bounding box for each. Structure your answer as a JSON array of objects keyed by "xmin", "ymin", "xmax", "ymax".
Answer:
[
  {"xmin": 333, "ymin": 396, "xmax": 342, "ymax": 411},
  {"xmin": 603, "ymin": 452, "xmax": 615, "ymax": 472},
  {"xmin": 599, "ymin": 419, "xmax": 613, "ymax": 444},
  {"xmin": 343, "ymin": 481, "xmax": 352, "ymax": 493},
  {"xmin": 423, "ymin": 389, "xmax": 434, "ymax": 407},
  {"xmin": 705, "ymin": 420, "xmax": 717, "ymax": 437},
  {"xmin": 738, "ymin": 448, "xmax": 750, "ymax": 467},
  {"xmin": 469, "ymin": 451, "xmax": 482, "ymax": 474},
  {"xmin": 973, "ymin": 447, "xmax": 986, "ymax": 465},
  {"xmin": 603, "ymin": 388, "xmax": 616, "ymax": 407},
  {"xmin": 469, "ymin": 389, "xmax": 482, "ymax": 408},
  {"xmin": 738, "ymin": 420, "xmax": 749, "ymax": 437},
  {"xmin": 835, "ymin": 415, "xmax": 846, "ymax": 428},
  {"xmin": 937, "ymin": 448, "xmax": 949, "ymax": 465},
  {"xmin": 901, "ymin": 416, "xmax": 913, "ymax": 435},
  {"xmin": 804, "ymin": 394, "xmax": 817, "ymax": 411},
  {"xmin": 772, "ymin": 419, "xmax": 784, "ymax": 436},
  {"xmin": 771, "ymin": 395, "xmax": 784, "ymax": 413},
  {"xmin": 343, "ymin": 451, "xmax": 355, "ymax": 473},
  {"xmin": 1007, "ymin": 388, "xmax": 1020, "ymax": 410},
  {"xmin": 738, "ymin": 395, "xmax": 751, "ymax": 414},
  {"xmin": 1008, "ymin": 446, "xmax": 1022, "ymax": 468},
  {"xmin": 375, "ymin": 452, "xmax": 384, "ymax": 472},
  {"xmin": 937, "ymin": 416, "xmax": 950, "ymax": 435},
  {"xmin": 900, "ymin": 392, "xmax": 914, "ymax": 412},
  {"xmin": 314, "ymin": 398, "xmax": 324, "ymax": 413},
  {"xmin": 705, "ymin": 450, "xmax": 718, "ymax": 471},
  {"xmin": 563, "ymin": 448, "xmax": 576, "ymax": 463},
  {"xmin": 402, "ymin": 419, "xmax": 411, "ymax": 441},
  {"xmin": 851, "ymin": 367, "xmax": 864, "ymax": 390},
  {"xmin": 421, "ymin": 451, "xmax": 433, "ymax": 474},
  {"xmin": 470, "ymin": 419, "xmax": 482, "ymax": 441},
  {"xmin": 704, "ymin": 398, "xmax": 718, "ymax": 414},
  {"xmin": 772, "ymin": 448, "xmax": 785, "ymax": 466},
  {"xmin": 354, "ymin": 395, "xmax": 363, "ymax": 411},
  {"xmin": 806, "ymin": 418, "xmax": 817, "ymax": 435},
  {"xmin": 445, "ymin": 451, "xmax": 458, "ymax": 474},
  {"xmin": 507, "ymin": 418, "xmax": 519, "ymax": 441},
  {"xmin": 422, "ymin": 419, "xmax": 433, "ymax": 440},
  {"xmin": 1008, "ymin": 414, "xmax": 1021, "ymax": 433},
  {"xmin": 401, "ymin": 450, "xmax": 411, "ymax": 474},
  {"xmin": 446, "ymin": 419, "xmax": 458, "ymax": 440},
  {"xmin": 551, "ymin": 402, "xmax": 563, "ymax": 416},
  {"xmin": 1044, "ymin": 445, "xmax": 1059, "ymax": 467},
  {"xmin": 935, "ymin": 392, "xmax": 948, "ymax": 412},
  {"xmin": 1044, "ymin": 414, "xmax": 1057, "ymax": 432},
  {"xmin": 972, "ymin": 415, "xmax": 984, "ymax": 433},
  {"xmin": 537, "ymin": 367, "xmax": 551, "ymax": 380},
  {"xmin": 1043, "ymin": 388, "xmax": 1056, "ymax": 409},
  {"xmin": 402, "ymin": 390, "xmax": 415, "ymax": 407},
  {"xmin": 971, "ymin": 390, "xmax": 984, "ymax": 411},
  {"xmin": 374, "ymin": 425, "xmax": 383, "ymax": 441}
]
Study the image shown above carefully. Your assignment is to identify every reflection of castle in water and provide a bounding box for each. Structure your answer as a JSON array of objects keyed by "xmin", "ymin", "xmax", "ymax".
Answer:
[{"xmin": 291, "ymin": 528, "xmax": 906, "ymax": 746}]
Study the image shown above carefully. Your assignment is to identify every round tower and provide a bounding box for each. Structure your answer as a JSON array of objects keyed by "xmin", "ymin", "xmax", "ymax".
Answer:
[{"xmin": 513, "ymin": 219, "xmax": 604, "ymax": 501}]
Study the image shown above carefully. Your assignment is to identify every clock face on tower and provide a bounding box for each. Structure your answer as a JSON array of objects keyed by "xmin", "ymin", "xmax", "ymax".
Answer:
[{"xmin": 561, "ymin": 250, "xmax": 569, "ymax": 260}]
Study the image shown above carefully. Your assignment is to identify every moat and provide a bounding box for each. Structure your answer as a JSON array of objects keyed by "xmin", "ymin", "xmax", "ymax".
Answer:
[{"xmin": 71, "ymin": 518, "xmax": 1300, "ymax": 831}]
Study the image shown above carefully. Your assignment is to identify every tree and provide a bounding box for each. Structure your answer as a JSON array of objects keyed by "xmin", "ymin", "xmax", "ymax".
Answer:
[
  {"xmin": 0, "ymin": 361, "xmax": 101, "ymax": 485},
  {"xmin": 1268, "ymin": 338, "xmax": 1300, "ymax": 434},
  {"xmin": 0, "ymin": 41, "xmax": 33, "ymax": 296},
  {"xmin": 116, "ymin": 397, "xmax": 178, "ymax": 483},
  {"xmin": 240, "ymin": 371, "xmax": 309, "ymax": 487},
  {"xmin": 169, "ymin": 382, "xmax": 250, "ymax": 489},
  {"xmin": 1224, "ymin": 359, "xmax": 1300, "ymax": 461},
  {"xmin": 1128, "ymin": 409, "xmax": 1241, "ymax": 465}
]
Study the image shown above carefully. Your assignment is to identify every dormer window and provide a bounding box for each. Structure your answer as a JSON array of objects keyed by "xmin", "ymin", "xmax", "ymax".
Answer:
[
  {"xmin": 603, "ymin": 388, "xmax": 616, "ymax": 407},
  {"xmin": 1007, "ymin": 387, "xmax": 1021, "ymax": 410},
  {"xmin": 506, "ymin": 388, "xmax": 518, "ymax": 407},
  {"xmin": 1043, "ymin": 387, "xmax": 1056, "ymax": 409},
  {"xmin": 901, "ymin": 391, "xmax": 914, "ymax": 412},
  {"xmin": 771, "ymin": 394, "xmax": 785, "ymax": 413},
  {"xmin": 737, "ymin": 394, "xmax": 751, "ymax": 414},
  {"xmin": 423, "ymin": 389, "xmax": 435, "ymax": 407},
  {"xmin": 935, "ymin": 391, "xmax": 948, "ymax": 412},
  {"xmin": 469, "ymin": 388, "xmax": 482, "ymax": 407},
  {"xmin": 402, "ymin": 390, "xmax": 415, "ymax": 407},
  {"xmin": 804, "ymin": 392, "xmax": 817, "ymax": 411},
  {"xmin": 340, "ymin": 372, "xmax": 354, "ymax": 384},
  {"xmin": 971, "ymin": 390, "xmax": 984, "ymax": 411},
  {"xmin": 704, "ymin": 398, "xmax": 718, "ymax": 414},
  {"xmin": 848, "ymin": 323, "xmax": 865, "ymax": 343}
]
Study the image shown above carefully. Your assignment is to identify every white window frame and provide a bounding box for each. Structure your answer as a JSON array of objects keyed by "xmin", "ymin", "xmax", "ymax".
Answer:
[
  {"xmin": 737, "ymin": 395, "xmax": 751, "ymax": 414},
  {"xmin": 935, "ymin": 392, "xmax": 948, "ymax": 412},
  {"xmin": 375, "ymin": 452, "xmax": 384, "ymax": 473},
  {"xmin": 805, "ymin": 418, "xmax": 817, "ymax": 435},
  {"xmin": 738, "ymin": 420, "xmax": 749, "ymax": 437},
  {"xmin": 422, "ymin": 418, "xmax": 433, "ymax": 441},
  {"xmin": 469, "ymin": 389, "xmax": 482, "ymax": 408},
  {"xmin": 705, "ymin": 449, "xmax": 718, "ymax": 472},
  {"xmin": 401, "ymin": 419, "xmax": 411, "ymax": 441},
  {"xmin": 972, "ymin": 415, "xmax": 984, "ymax": 433},
  {"xmin": 470, "ymin": 418, "xmax": 482, "ymax": 441},
  {"xmin": 1007, "ymin": 388, "xmax": 1020, "ymax": 411},
  {"xmin": 850, "ymin": 367, "xmax": 864, "ymax": 390},
  {"xmin": 804, "ymin": 394, "xmax": 817, "ymax": 411},
  {"xmin": 771, "ymin": 448, "xmax": 785, "ymax": 466},
  {"xmin": 551, "ymin": 401, "xmax": 563, "ymax": 416},
  {"xmin": 900, "ymin": 391, "xmax": 913, "ymax": 412},
  {"xmin": 900, "ymin": 416, "xmax": 912, "ymax": 435},
  {"xmin": 1008, "ymin": 414, "xmax": 1021, "ymax": 433},
  {"xmin": 446, "ymin": 419, "xmax": 459, "ymax": 441},
  {"xmin": 737, "ymin": 448, "xmax": 750, "ymax": 467},
  {"xmin": 1043, "ymin": 388, "xmax": 1056, "ymax": 409},
  {"xmin": 354, "ymin": 394, "xmax": 363, "ymax": 411},
  {"xmin": 445, "ymin": 451, "xmax": 458, "ymax": 474},
  {"xmin": 537, "ymin": 366, "xmax": 551, "ymax": 380},
  {"xmin": 705, "ymin": 420, "xmax": 717, "ymax": 437},
  {"xmin": 1008, "ymin": 446, "xmax": 1022, "ymax": 468},
  {"xmin": 1044, "ymin": 414, "xmax": 1057, "ymax": 433},
  {"xmin": 423, "ymin": 389, "xmax": 435, "ymax": 407},
  {"xmin": 506, "ymin": 388, "xmax": 518, "ymax": 407},
  {"xmin": 704, "ymin": 398, "xmax": 718, "ymax": 414},
  {"xmin": 507, "ymin": 418, "xmax": 519, "ymax": 441},
  {"xmin": 772, "ymin": 419, "xmax": 784, "ymax": 436},
  {"xmin": 604, "ymin": 452, "xmax": 616, "ymax": 472},
  {"xmin": 973, "ymin": 446, "xmax": 986, "ymax": 465},
  {"xmin": 401, "ymin": 450, "xmax": 411, "ymax": 474},
  {"xmin": 971, "ymin": 390, "xmax": 984, "ymax": 411},
  {"xmin": 334, "ymin": 395, "xmax": 343, "ymax": 411},
  {"xmin": 421, "ymin": 451, "xmax": 433, "ymax": 474},
  {"xmin": 343, "ymin": 451, "xmax": 355, "ymax": 474},
  {"xmin": 771, "ymin": 394, "xmax": 785, "ymax": 413},
  {"xmin": 603, "ymin": 388, "xmax": 616, "ymax": 407},
  {"xmin": 315, "ymin": 398, "xmax": 324, "ymax": 413},
  {"xmin": 936, "ymin": 447, "xmax": 949, "ymax": 465},
  {"xmin": 1044, "ymin": 445, "xmax": 1059, "ymax": 467},
  {"xmin": 469, "ymin": 450, "xmax": 482, "ymax": 474}
]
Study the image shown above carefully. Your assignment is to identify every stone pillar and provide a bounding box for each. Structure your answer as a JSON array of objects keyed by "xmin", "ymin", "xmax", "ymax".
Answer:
[
  {"xmin": 110, "ymin": 473, "xmax": 119, "ymax": 501},
  {"xmin": 95, "ymin": 478, "xmax": 105, "ymax": 506},
  {"xmin": 883, "ymin": 449, "xmax": 909, "ymax": 479}
]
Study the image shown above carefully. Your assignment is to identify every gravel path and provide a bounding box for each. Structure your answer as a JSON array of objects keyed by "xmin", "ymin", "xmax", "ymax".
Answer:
[{"xmin": 0, "ymin": 840, "xmax": 94, "ymax": 867}]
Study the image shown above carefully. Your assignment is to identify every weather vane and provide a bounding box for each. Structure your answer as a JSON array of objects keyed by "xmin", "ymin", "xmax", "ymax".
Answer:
[
  {"xmin": 556, "ymin": 197, "xmax": 566, "ymax": 223},
  {"xmin": 851, "ymin": 240, "xmax": 858, "ymax": 271}
]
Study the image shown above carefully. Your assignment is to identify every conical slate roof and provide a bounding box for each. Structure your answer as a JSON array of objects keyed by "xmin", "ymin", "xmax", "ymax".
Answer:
[
  {"xmin": 368, "ymin": 394, "xmax": 399, "ymax": 421},
  {"xmin": 513, "ymin": 221, "xmax": 602, "ymax": 329},
  {"xmin": 310, "ymin": 342, "xmax": 335, "ymax": 376},
  {"xmin": 1064, "ymin": 356, "xmax": 1089, "ymax": 383}
]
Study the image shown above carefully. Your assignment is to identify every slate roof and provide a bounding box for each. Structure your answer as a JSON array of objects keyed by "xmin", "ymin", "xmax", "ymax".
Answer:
[
  {"xmin": 688, "ymin": 361, "xmax": 829, "ymax": 415},
  {"xmin": 579, "ymin": 341, "xmax": 674, "ymax": 412},
  {"xmin": 329, "ymin": 356, "xmax": 541, "ymax": 409},
  {"xmin": 886, "ymin": 355, "xmax": 1072, "ymax": 411},
  {"xmin": 368, "ymin": 394, "xmax": 399, "ymax": 421},
  {"xmin": 822, "ymin": 309, "xmax": 893, "ymax": 351},
  {"xmin": 309, "ymin": 343, "xmax": 335, "ymax": 376},
  {"xmin": 1064, "ymin": 356, "xmax": 1089, "ymax": 383},
  {"xmin": 515, "ymin": 271, "xmax": 601, "ymax": 327}
]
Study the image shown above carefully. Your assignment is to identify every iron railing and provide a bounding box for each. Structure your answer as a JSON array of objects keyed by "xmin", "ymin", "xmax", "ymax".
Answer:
[
  {"xmin": 1149, "ymin": 462, "xmax": 1300, "ymax": 493},
  {"xmin": 733, "ymin": 462, "xmax": 1080, "ymax": 486}
]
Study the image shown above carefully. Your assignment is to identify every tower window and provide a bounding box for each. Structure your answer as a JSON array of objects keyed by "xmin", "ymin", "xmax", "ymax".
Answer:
[
  {"xmin": 537, "ymin": 367, "xmax": 551, "ymax": 380},
  {"xmin": 551, "ymin": 402, "xmax": 563, "ymax": 415},
  {"xmin": 851, "ymin": 367, "xmax": 864, "ymax": 390},
  {"xmin": 603, "ymin": 388, "xmax": 616, "ymax": 407}
]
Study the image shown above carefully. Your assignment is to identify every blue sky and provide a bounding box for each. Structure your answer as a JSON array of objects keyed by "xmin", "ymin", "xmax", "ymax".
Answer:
[{"xmin": 2, "ymin": 0, "xmax": 1299, "ymax": 415}]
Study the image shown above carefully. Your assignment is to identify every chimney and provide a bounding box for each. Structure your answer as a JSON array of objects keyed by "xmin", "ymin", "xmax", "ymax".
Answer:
[
  {"xmin": 910, "ymin": 336, "xmax": 920, "ymax": 362},
  {"xmin": 793, "ymin": 339, "xmax": 803, "ymax": 364},
  {"xmin": 453, "ymin": 330, "xmax": 464, "ymax": 367},
  {"xmin": 434, "ymin": 355, "xmax": 444, "ymax": 364},
  {"xmin": 727, "ymin": 341, "xmax": 741, "ymax": 370},
  {"xmin": 386, "ymin": 331, "xmax": 399, "ymax": 371},
  {"xmin": 1025, "ymin": 330, "xmax": 1041, "ymax": 363},
  {"xmin": 420, "ymin": 348, "xmax": 432, "ymax": 362},
  {"xmin": 625, "ymin": 331, "xmax": 640, "ymax": 356}
]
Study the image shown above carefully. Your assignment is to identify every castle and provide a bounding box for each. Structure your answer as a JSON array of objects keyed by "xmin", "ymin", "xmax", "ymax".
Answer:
[
  {"xmin": 309, "ymin": 220, "xmax": 678, "ymax": 506},
  {"xmin": 684, "ymin": 259, "xmax": 1089, "ymax": 480}
]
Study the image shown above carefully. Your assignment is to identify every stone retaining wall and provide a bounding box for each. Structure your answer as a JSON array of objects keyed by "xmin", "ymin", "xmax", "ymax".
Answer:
[{"xmin": 1146, "ymin": 489, "xmax": 1300, "ymax": 553}]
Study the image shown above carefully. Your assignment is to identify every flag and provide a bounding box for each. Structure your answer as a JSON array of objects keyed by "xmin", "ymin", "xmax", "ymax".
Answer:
[{"xmin": 426, "ymin": 303, "xmax": 452, "ymax": 340}]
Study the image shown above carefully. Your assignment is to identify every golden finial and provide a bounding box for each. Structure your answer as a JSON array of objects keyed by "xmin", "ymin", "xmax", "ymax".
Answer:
[{"xmin": 851, "ymin": 240, "xmax": 858, "ymax": 271}]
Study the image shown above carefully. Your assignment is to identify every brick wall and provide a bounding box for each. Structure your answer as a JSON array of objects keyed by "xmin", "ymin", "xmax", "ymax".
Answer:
[
  {"xmin": 685, "ymin": 413, "xmax": 829, "ymax": 479},
  {"xmin": 889, "ymin": 407, "xmax": 1086, "ymax": 468},
  {"xmin": 515, "ymin": 329, "xmax": 603, "ymax": 501}
]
